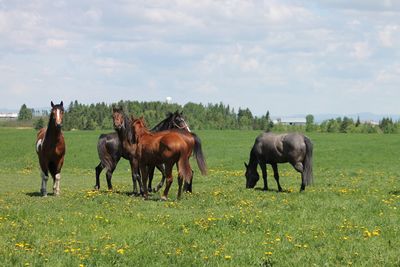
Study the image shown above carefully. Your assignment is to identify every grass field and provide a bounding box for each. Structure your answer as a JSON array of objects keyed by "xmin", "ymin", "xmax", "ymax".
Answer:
[{"xmin": 0, "ymin": 127, "xmax": 399, "ymax": 266}]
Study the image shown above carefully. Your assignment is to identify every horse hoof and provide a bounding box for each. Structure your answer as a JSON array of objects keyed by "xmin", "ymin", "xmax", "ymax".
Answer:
[
  {"xmin": 160, "ymin": 196, "xmax": 168, "ymax": 201},
  {"xmin": 94, "ymin": 185, "xmax": 99, "ymax": 190}
]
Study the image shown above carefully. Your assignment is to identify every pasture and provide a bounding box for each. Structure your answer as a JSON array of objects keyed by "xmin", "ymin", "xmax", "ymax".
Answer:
[{"xmin": 0, "ymin": 128, "xmax": 399, "ymax": 266}]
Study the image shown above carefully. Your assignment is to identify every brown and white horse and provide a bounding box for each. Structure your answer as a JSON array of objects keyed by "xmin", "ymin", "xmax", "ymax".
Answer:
[{"xmin": 36, "ymin": 101, "xmax": 66, "ymax": 196}]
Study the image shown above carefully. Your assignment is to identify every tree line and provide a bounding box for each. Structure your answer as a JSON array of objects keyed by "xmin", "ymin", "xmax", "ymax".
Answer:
[{"xmin": 16, "ymin": 101, "xmax": 400, "ymax": 133}]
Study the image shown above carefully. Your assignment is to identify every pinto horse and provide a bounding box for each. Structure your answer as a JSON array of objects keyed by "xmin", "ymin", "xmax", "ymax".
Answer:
[
  {"xmin": 245, "ymin": 132, "xmax": 313, "ymax": 192},
  {"xmin": 36, "ymin": 101, "xmax": 66, "ymax": 196},
  {"xmin": 130, "ymin": 117, "xmax": 207, "ymax": 200},
  {"xmin": 95, "ymin": 110, "xmax": 190, "ymax": 192}
]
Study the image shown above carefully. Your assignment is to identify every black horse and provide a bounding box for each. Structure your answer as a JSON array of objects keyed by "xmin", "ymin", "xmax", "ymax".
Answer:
[
  {"xmin": 245, "ymin": 132, "xmax": 313, "ymax": 192},
  {"xmin": 94, "ymin": 110, "xmax": 190, "ymax": 193}
]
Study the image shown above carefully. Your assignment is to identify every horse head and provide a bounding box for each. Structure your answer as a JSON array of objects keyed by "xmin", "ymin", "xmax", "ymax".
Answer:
[
  {"xmin": 112, "ymin": 107, "xmax": 125, "ymax": 130},
  {"xmin": 172, "ymin": 111, "xmax": 191, "ymax": 132},
  {"xmin": 244, "ymin": 162, "xmax": 259, "ymax": 188},
  {"xmin": 50, "ymin": 101, "xmax": 64, "ymax": 128}
]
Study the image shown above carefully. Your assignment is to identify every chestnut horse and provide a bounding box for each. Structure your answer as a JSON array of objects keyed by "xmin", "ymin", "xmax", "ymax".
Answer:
[
  {"xmin": 36, "ymin": 101, "xmax": 66, "ymax": 196},
  {"xmin": 95, "ymin": 110, "xmax": 190, "ymax": 192},
  {"xmin": 131, "ymin": 117, "xmax": 207, "ymax": 200}
]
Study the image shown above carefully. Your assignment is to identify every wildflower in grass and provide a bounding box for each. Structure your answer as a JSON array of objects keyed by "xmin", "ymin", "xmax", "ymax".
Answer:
[
  {"xmin": 224, "ymin": 255, "xmax": 232, "ymax": 260},
  {"xmin": 175, "ymin": 248, "xmax": 182, "ymax": 255},
  {"xmin": 265, "ymin": 252, "xmax": 273, "ymax": 256},
  {"xmin": 117, "ymin": 248, "xmax": 125, "ymax": 255}
]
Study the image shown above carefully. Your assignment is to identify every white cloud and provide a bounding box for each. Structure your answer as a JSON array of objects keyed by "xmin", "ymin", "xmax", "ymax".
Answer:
[
  {"xmin": 46, "ymin": 38, "xmax": 67, "ymax": 48},
  {"xmin": 379, "ymin": 25, "xmax": 398, "ymax": 47},
  {"xmin": 351, "ymin": 42, "xmax": 372, "ymax": 60}
]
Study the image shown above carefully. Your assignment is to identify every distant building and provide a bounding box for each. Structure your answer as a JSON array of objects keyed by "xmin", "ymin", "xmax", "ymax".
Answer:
[
  {"xmin": 273, "ymin": 117, "xmax": 306, "ymax": 126},
  {"xmin": 0, "ymin": 112, "xmax": 18, "ymax": 119}
]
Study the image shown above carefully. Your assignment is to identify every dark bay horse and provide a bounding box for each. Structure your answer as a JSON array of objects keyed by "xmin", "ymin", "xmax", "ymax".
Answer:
[
  {"xmin": 36, "ymin": 101, "xmax": 66, "ymax": 196},
  {"xmin": 245, "ymin": 132, "xmax": 313, "ymax": 192},
  {"xmin": 95, "ymin": 110, "xmax": 190, "ymax": 192},
  {"xmin": 130, "ymin": 117, "xmax": 207, "ymax": 200}
]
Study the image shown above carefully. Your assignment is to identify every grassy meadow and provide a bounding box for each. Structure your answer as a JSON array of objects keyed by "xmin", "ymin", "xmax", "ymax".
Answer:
[{"xmin": 0, "ymin": 127, "xmax": 399, "ymax": 266}]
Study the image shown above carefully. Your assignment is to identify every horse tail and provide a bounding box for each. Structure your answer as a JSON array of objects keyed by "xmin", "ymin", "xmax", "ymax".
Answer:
[
  {"xmin": 192, "ymin": 133, "xmax": 207, "ymax": 175},
  {"xmin": 303, "ymin": 136, "xmax": 314, "ymax": 186},
  {"xmin": 97, "ymin": 134, "xmax": 113, "ymax": 171},
  {"xmin": 178, "ymin": 157, "xmax": 192, "ymax": 183}
]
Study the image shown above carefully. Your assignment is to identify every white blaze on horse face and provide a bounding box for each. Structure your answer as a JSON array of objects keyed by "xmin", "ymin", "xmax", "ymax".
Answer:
[
  {"xmin": 183, "ymin": 121, "xmax": 191, "ymax": 132},
  {"xmin": 55, "ymin": 109, "xmax": 62, "ymax": 125}
]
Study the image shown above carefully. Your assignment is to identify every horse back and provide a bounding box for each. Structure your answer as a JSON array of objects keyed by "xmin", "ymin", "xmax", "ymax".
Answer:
[{"xmin": 255, "ymin": 132, "xmax": 305, "ymax": 164}]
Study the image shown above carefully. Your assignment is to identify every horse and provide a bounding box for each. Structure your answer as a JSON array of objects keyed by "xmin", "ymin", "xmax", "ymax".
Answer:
[
  {"xmin": 95, "ymin": 110, "xmax": 190, "ymax": 193},
  {"xmin": 244, "ymin": 132, "xmax": 313, "ymax": 192},
  {"xmin": 130, "ymin": 117, "xmax": 207, "ymax": 200},
  {"xmin": 35, "ymin": 101, "xmax": 66, "ymax": 196}
]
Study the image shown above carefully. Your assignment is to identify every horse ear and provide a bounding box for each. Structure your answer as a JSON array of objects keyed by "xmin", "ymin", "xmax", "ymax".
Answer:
[
  {"xmin": 244, "ymin": 162, "xmax": 248, "ymax": 169},
  {"xmin": 51, "ymin": 101, "xmax": 54, "ymax": 108},
  {"xmin": 60, "ymin": 101, "xmax": 63, "ymax": 107}
]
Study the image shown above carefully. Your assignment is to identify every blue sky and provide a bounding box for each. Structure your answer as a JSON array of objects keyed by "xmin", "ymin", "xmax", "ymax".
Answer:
[{"xmin": 1, "ymin": 0, "xmax": 399, "ymax": 116}]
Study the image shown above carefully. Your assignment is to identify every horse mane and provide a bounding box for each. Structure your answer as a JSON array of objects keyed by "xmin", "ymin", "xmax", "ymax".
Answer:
[
  {"xmin": 123, "ymin": 114, "xmax": 135, "ymax": 144},
  {"xmin": 132, "ymin": 116, "xmax": 151, "ymax": 141}
]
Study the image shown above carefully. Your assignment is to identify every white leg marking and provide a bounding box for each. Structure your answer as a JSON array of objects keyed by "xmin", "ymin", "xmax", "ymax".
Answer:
[
  {"xmin": 36, "ymin": 139, "xmax": 42, "ymax": 152},
  {"xmin": 54, "ymin": 173, "xmax": 61, "ymax": 196}
]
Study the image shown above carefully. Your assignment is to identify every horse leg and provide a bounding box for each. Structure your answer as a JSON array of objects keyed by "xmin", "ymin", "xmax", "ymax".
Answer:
[
  {"xmin": 271, "ymin": 163, "xmax": 283, "ymax": 192},
  {"xmin": 293, "ymin": 162, "xmax": 305, "ymax": 192},
  {"xmin": 130, "ymin": 159, "xmax": 141, "ymax": 196},
  {"xmin": 53, "ymin": 173, "xmax": 61, "ymax": 196},
  {"xmin": 94, "ymin": 163, "xmax": 103, "ymax": 190},
  {"xmin": 140, "ymin": 165, "xmax": 149, "ymax": 200},
  {"xmin": 177, "ymin": 174, "xmax": 183, "ymax": 200},
  {"xmin": 40, "ymin": 170, "xmax": 49, "ymax": 197},
  {"xmin": 106, "ymin": 169, "xmax": 113, "ymax": 190},
  {"xmin": 148, "ymin": 166, "xmax": 155, "ymax": 193},
  {"xmin": 155, "ymin": 164, "xmax": 166, "ymax": 192},
  {"xmin": 183, "ymin": 170, "xmax": 193, "ymax": 193},
  {"xmin": 260, "ymin": 163, "xmax": 268, "ymax": 191},
  {"xmin": 161, "ymin": 165, "xmax": 173, "ymax": 201}
]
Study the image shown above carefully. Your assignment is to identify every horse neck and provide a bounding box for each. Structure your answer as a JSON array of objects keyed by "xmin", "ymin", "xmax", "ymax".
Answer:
[
  {"xmin": 134, "ymin": 123, "xmax": 151, "ymax": 141},
  {"xmin": 151, "ymin": 119, "xmax": 169, "ymax": 132},
  {"xmin": 248, "ymin": 147, "xmax": 258, "ymax": 169},
  {"xmin": 118, "ymin": 116, "xmax": 134, "ymax": 144}
]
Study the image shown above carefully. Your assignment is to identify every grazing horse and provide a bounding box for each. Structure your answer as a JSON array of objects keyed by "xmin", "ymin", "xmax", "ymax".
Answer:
[
  {"xmin": 95, "ymin": 110, "xmax": 190, "ymax": 193},
  {"xmin": 130, "ymin": 117, "xmax": 207, "ymax": 200},
  {"xmin": 36, "ymin": 101, "xmax": 66, "ymax": 196},
  {"xmin": 245, "ymin": 132, "xmax": 313, "ymax": 192}
]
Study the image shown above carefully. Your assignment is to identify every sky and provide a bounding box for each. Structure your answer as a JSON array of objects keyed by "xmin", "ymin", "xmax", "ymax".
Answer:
[{"xmin": 1, "ymin": 0, "xmax": 399, "ymax": 116}]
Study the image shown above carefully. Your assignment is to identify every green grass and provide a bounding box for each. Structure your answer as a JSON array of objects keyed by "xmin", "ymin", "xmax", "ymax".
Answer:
[{"xmin": 0, "ymin": 128, "xmax": 399, "ymax": 266}]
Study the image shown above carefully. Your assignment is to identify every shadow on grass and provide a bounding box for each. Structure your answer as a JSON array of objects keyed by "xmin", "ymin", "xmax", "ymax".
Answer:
[
  {"xmin": 389, "ymin": 190, "xmax": 400, "ymax": 195},
  {"xmin": 254, "ymin": 187, "xmax": 293, "ymax": 193},
  {"xmin": 25, "ymin": 192, "xmax": 55, "ymax": 197}
]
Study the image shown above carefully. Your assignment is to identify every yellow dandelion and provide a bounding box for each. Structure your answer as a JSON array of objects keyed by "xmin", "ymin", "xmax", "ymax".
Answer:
[
  {"xmin": 224, "ymin": 255, "xmax": 232, "ymax": 260},
  {"xmin": 117, "ymin": 248, "xmax": 125, "ymax": 255},
  {"xmin": 265, "ymin": 251, "xmax": 273, "ymax": 256},
  {"xmin": 175, "ymin": 248, "xmax": 182, "ymax": 255}
]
